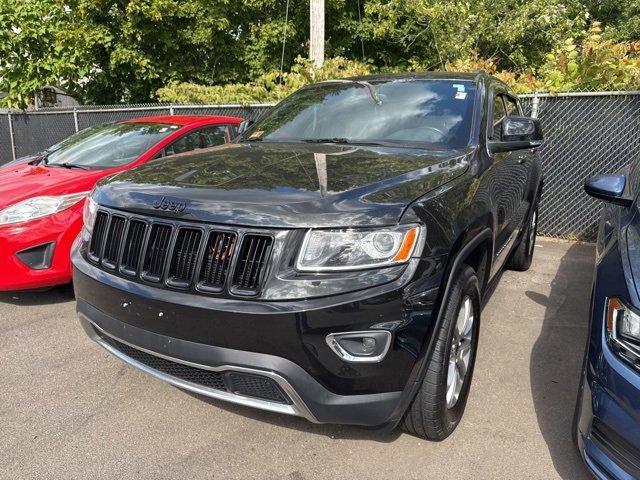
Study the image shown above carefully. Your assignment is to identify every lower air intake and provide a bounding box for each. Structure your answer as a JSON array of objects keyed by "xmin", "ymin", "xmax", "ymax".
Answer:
[
  {"xmin": 228, "ymin": 372, "xmax": 290, "ymax": 404},
  {"xmin": 100, "ymin": 334, "xmax": 290, "ymax": 404}
]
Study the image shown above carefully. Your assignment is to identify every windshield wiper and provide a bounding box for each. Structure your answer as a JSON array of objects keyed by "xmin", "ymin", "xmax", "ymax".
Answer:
[
  {"xmin": 302, "ymin": 137, "xmax": 350, "ymax": 144},
  {"xmin": 318, "ymin": 79, "xmax": 383, "ymax": 105},
  {"xmin": 48, "ymin": 162, "xmax": 89, "ymax": 170},
  {"xmin": 301, "ymin": 138, "xmax": 388, "ymax": 146},
  {"xmin": 34, "ymin": 150, "xmax": 50, "ymax": 165}
]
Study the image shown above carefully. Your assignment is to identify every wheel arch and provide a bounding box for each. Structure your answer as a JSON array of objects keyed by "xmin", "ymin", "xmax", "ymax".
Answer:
[{"xmin": 388, "ymin": 226, "xmax": 494, "ymax": 428}]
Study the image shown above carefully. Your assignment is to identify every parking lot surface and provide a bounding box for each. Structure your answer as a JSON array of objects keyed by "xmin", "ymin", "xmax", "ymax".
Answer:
[{"xmin": 1, "ymin": 238, "xmax": 593, "ymax": 479}]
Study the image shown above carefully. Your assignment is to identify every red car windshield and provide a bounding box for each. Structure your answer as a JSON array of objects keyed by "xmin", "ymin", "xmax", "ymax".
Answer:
[{"xmin": 45, "ymin": 122, "xmax": 180, "ymax": 169}]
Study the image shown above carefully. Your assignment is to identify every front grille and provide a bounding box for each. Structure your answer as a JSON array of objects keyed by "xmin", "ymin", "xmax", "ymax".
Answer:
[
  {"xmin": 167, "ymin": 228, "xmax": 202, "ymax": 288},
  {"xmin": 100, "ymin": 334, "xmax": 290, "ymax": 404},
  {"xmin": 87, "ymin": 208, "xmax": 273, "ymax": 297},
  {"xmin": 102, "ymin": 216, "xmax": 126, "ymax": 268},
  {"xmin": 88, "ymin": 211, "xmax": 109, "ymax": 260},
  {"xmin": 591, "ymin": 419, "xmax": 640, "ymax": 478},
  {"xmin": 142, "ymin": 224, "xmax": 173, "ymax": 282},
  {"xmin": 120, "ymin": 220, "xmax": 147, "ymax": 275},
  {"xmin": 198, "ymin": 231, "xmax": 236, "ymax": 292},
  {"xmin": 232, "ymin": 235, "xmax": 273, "ymax": 293}
]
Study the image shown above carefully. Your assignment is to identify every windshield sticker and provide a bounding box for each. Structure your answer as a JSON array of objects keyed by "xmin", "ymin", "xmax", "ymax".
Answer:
[
  {"xmin": 249, "ymin": 130, "xmax": 264, "ymax": 139},
  {"xmin": 452, "ymin": 84, "xmax": 466, "ymax": 92},
  {"xmin": 455, "ymin": 91, "xmax": 467, "ymax": 100}
]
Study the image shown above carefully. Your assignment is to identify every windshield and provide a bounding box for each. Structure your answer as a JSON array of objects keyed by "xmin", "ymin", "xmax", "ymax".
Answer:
[
  {"xmin": 243, "ymin": 79, "xmax": 476, "ymax": 148},
  {"xmin": 45, "ymin": 122, "xmax": 180, "ymax": 169}
]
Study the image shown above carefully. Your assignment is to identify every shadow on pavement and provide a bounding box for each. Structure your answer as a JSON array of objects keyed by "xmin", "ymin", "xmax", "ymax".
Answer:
[
  {"xmin": 185, "ymin": 390, "xmax": 402, "ymax": 443},
  {"xmin": 0, "ymin": 283, "xmax": 74, "ymax": 306},
  {"xmin": 527, "ymin": 242, "xmax": 594, "ymax": 480}
]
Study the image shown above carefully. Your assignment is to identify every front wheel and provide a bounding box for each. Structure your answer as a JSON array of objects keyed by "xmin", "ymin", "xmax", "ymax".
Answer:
[{"xmin": 401, "ymin": 265, "xmax": 481, "ymax": 441}]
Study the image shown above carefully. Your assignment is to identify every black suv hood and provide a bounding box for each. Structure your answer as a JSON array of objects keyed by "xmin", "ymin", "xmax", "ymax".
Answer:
[{"xmin": 94, "ymin": 142, "xmax": 471, "ymax": 228}]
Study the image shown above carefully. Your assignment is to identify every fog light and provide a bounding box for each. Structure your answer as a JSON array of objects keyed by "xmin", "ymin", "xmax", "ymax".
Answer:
[
  {"xmin": 362, "ymin": 337, "xmax": 376, "ymax": 353},
  {"xmin": 326, "ymin": 330, "xmax": 392, "ymax": 363}
]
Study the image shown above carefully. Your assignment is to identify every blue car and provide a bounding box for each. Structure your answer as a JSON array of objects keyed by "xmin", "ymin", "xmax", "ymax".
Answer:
[{"xmin": 575, "ymin": 170, "xmax": 640, "ymax": 479}]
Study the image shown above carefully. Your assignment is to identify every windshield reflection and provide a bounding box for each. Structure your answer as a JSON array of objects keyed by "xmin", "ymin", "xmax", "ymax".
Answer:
[
  {"xmin": 246, "ymin": 79, "xmax": 476, "ymax": 149},
  {"xmin": 45, "ymin": 122, "xmax": 179, "ymax": 169}
]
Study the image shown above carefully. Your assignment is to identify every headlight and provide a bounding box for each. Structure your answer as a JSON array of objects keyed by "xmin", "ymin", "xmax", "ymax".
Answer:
[
  {"xmin": 0, "ymin": 192, "xmax": 89, "ymax": 226},
  {"xmin": 606, "ymin": 298, "xmax": 640, "ymax": 361},
  {"xmin": 82, "ymin": 196, "xmax": 99, "ymax": 233},
  {"xmin": 296, "ymin": 224, "xmax": 422, "ymax": 271}
]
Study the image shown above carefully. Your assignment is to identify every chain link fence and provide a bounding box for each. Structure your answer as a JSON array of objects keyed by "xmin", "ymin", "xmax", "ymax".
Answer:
[
  {"xmin": 520, "ymin": 92, "xmax": 640, "ymax": 240},
  {"xmin": 1, "ymin": 93, "xmax": 639, "ymax": 241},
  {"xmin": 1, "ymin": 104, "xmax": 274, "ymax": 160}
]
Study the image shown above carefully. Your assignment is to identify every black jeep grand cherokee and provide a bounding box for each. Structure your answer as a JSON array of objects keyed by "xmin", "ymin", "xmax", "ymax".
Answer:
[{"xmin": 73, "ymin": 72, "xmax": 543, "ymax": 440}]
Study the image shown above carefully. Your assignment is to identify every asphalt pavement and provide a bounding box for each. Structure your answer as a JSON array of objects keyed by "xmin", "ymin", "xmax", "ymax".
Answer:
[{"xmin": 0, "ymin": 238, "xmax": 594, "ymax": 479}]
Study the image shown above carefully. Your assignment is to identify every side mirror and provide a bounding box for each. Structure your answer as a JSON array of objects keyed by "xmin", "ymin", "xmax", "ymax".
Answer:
[
  {"xmin": 489, "ymin": 116, "xmax": 544, "ymax": 153},
  {"xmin": 584, "ymin": 174, "xmax": 633, "ymax": 207},
  {"xmin": 237, "ymin": 120, "xmax": 254, "ymax": 135}
]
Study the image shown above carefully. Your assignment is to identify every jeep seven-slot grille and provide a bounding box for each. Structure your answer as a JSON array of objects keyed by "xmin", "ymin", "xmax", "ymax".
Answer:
[
  {"xmin": 198, "ymin": 231, "xmax": 236, "ymax": 292},
  {"xmin": 120, "ymin": 220, "xmax": 146, "ymax": 275},
  {"xmin": 167, "ymin": 228, "xmax": 202, "ymax": 288},
  {"xmin": 102, "ymin": 216, "xmax": 125, "ymax": 268},
  {"xmin": 232, "ymin": 235, "xmax": 273, "ymax": 293},
  {"xmin": 142, "ymin": 224, "xmax": 173, "ymax": 282},
  {"xmin": 87, "ymin": 210, "xmax": 273, "ymax": 297},
  {"xmin": 88, "ymin": 211, "xmax": 109, "ymax": 260}
]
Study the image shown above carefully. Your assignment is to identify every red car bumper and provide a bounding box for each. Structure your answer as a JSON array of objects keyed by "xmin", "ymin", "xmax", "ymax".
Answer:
[{"xmin": 0, "ymin": 201, "xmax": 84, "ymax": 291}]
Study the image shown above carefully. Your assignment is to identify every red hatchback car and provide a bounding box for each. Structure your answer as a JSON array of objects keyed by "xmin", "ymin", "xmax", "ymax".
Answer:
[{"xmin": 0, "ymin": 115, "xmax": 241, "ymax": 291}]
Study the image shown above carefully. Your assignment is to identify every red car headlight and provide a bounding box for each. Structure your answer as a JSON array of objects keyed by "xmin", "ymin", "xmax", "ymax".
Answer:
[{"xmin": 0, "ymin": 192, "xmax": 88, "ymax": 226}]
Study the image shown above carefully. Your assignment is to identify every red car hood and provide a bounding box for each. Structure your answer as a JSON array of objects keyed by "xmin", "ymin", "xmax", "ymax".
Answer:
[{"xmin": 0, "ymin": 163, "xmax": 110, "ymax": 210}]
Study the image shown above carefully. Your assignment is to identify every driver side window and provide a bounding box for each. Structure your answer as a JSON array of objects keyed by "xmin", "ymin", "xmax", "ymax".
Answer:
[
  {"xmin": 492, "ymin": 95, "xmax": 507, "ymax": 140},
  {"xmin": 165, "ymin": 131, "xmax": 202, "ymax": 156},
  {"xmin": 163, "ymin": 125, "xmax": 230, "ymax": 158}
]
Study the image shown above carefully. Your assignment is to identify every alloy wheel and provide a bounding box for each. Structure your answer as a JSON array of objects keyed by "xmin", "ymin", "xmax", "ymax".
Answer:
[
  {"xmin": 528, "ymin": 210, "xmax": 537, "ymax": 256},
  {"xmin": 446, "ymin": 295, "xmax": 475, "ymax": 409}
]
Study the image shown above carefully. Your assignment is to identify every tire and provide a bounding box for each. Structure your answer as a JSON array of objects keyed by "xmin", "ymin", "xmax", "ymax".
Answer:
[
  {"xmin": 401, "ymin": 265, "xmax": 481, "ymax": 441},
  {"xmin": 507, "ymin": 203, "xmax": 538, "ymax": 271}
]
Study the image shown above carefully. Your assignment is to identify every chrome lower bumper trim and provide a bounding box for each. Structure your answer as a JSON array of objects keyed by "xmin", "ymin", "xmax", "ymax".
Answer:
[{"xmin": 81, "ymin": 314, "xmax": 318, "ymax": 423}]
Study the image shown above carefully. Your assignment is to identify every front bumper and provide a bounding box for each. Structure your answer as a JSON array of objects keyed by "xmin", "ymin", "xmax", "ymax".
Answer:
[
  {"xmin": 0, "ymin": 205, "xmax": 83, "ymax": 291},
  {"xmin": 575, "ymin": 239, "xmax": 640, "ymax": 479},
  {"xmin": 73, "ymin": 243, "xmax": 444, "ymax": 426},
  {"xmin": 78, "ymin": 298, "xmax": 405, "ymax": 426}
]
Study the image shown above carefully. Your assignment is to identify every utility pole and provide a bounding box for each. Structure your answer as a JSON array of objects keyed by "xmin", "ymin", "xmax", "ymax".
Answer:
[{"xmin": 309, "ymin": 0, "xmax": 324, "ymax": 68}]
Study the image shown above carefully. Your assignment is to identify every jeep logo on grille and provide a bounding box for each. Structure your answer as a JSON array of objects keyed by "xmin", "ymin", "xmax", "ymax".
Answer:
[{"xmin": 153, "ymin": 196, "xmax": 187, "ymax": 213}]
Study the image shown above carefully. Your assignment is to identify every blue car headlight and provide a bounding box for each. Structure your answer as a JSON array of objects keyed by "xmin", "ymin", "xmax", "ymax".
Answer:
[{"xmin": 607, "ymin": 298, "xmax": 640, "ymax": 363}]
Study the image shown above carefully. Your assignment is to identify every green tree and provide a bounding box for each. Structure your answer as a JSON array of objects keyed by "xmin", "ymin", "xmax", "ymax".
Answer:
[
  {"xmin": 0, "ymin": 0, "xmax": 244, "ymax": 106},
  {"xmin": 0, "ymin": 0, "xmax": 638, "ymax": 108},
  {"xmin": 584, "ymin": 0, "xmax": 640, "ymax": 41},
  {"xmin": 0, "ymin": 0, "xmax": 109, "ymax": 107}
]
